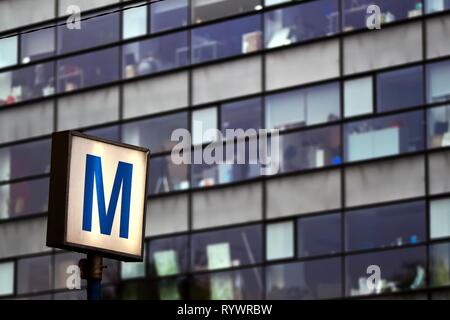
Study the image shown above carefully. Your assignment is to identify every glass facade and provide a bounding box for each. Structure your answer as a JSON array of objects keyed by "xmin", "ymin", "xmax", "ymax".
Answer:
[{"xmin": 0, "ymin": 0, "xmax": 449, "ymax": 300}]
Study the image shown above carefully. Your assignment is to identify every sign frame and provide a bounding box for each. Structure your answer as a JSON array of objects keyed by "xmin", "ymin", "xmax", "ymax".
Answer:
[{"xmin": 46, "ymin": 131, "xmax": 150, "ymax": 262}]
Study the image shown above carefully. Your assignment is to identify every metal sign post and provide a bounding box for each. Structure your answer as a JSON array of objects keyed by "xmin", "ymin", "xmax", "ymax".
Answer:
[{"xmin": 79, "ymin": 254, "xmax": 104, "ymax": 300}]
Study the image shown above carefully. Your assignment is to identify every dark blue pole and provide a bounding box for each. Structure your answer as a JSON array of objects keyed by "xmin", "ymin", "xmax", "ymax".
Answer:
[{"xmin": 87, "ymin": 278, "xmax": 102, "ymax": 300}]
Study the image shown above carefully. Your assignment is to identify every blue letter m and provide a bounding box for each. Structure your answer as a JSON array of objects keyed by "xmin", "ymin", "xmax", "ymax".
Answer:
[{"xmin": 82, "ymin": 154, "xmax": 133, "ymax": 239}]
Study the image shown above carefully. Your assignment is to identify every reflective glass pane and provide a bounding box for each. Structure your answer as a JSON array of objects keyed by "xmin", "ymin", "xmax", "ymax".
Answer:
[
  {"xmin": 0, "ymin": 177, "xmax": 49, "ymax": 220},
  {"xmin": 151, "ymin": 0, "xmax": 188, "ymax": 33},
  {"xmin": 0, "ymin": 139, "xmax": 51, "ymax": 182},
  {"xmin": 0, "ymin": 62, "xmax": 55, "ymax": 105},
  {"xmin": 17, "ymin": 255, "xmax": 52, "ymax": 295},
  {"xmin": 123, "ymin": 31, "xmax": 189, "ymax": 79},
  {"xmin": 346, "ymin": 247, "xmax": 427, "ymax": 297},
  {"xmin": 57, "ymin": 48, "xmax": 119, "ymax": 93},
  {"xmin": 192, "ymin": 0, "xmax": 262, "ymax": 24},
  {"xmin": 192, "ymin": 15, "xmax": 262, "ymax": 64},
  {"xmin": 298, "ymin": 213, "xmax": 341, "ymax": 258},
  {"xmin": 345, "ymin": 201, "xmax": 426, "ymax": 252},
  {"xmin": 266, "ymin": 258, "xmax": 342, "ymax": 300},
  {"xmin": 265, "ymin": 0, "xmax": 339, "ymax": 48},
  {"xmin": 149, "ymin": 155, "xmax": 189, "ymax": 195},
  {"xmin": 148, "ymin": 235, "xmax": 189, "ymax": 278},
  {"xmin": 21, "ymin": 28, "xmax": 55, "ymax": 63},
  {"xmin": 344, "ymin": 111, "xmax": 424, "ymax": 162},
  {"xmin": 191, "ymin": 225, "xmax": 262, "ymax": 271}
]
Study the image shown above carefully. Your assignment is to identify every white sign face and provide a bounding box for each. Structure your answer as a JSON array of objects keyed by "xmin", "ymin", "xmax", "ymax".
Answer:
[{"xmin": 65, "ymin": 135, "xmax": 148, "ymax": 258}]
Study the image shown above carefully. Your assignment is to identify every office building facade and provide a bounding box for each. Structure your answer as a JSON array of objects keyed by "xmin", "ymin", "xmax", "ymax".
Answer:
[{"xmin": 1, "ymin": 0, "xmax": 450, "ymax": 300}]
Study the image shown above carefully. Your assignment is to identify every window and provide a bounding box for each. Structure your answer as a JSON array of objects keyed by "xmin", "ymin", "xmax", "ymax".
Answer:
[
  {"xmin": 431, "ymin": 198, "xmax": 450, "ymax": 239},
  {"xmin": 148, "ymin": 235, "xmax": 189, "ymax": 278},
  {"xmin": 121, "ymin": 247, "xmax": 146, "ymax": 280},
  {"xmin": 346, "ymin": 247, "xmax": 426, "ymax": 296},
  {"xmin": 83, "ymin": 125, "xmax": 120, "ymax": 141},
  {"xmin": 192, "ymin": 107, "xmax": 218, "ymax": 146},
  {"xmin": 149, "ymin": 155, "xmax": 189, "ymax": 195},
  {"xmin": 344, "ymin": 111, "xmax": 424, "ymax": 162},
  {"xmin": 344, "ymin": 77, "xmax": 373, "ymax": 118},
  {"xmin": 57, "ymin": 48, "xmax": 119, "ymax": 93},
  {"xmin": 279, "ymin": 125, "xmax": 342, "ymax": 173},
  {"xmin": 342, "ymin": 0, "xmax": 422, "ymax": 31},
  {"xmin": 0, "ymin": 61, "xmax": 55, "ymax": 105},
  {"xmin": 0, "ymin": 261, "xmax": 14, "ymax": 297},
  {"xmin": 191, "ymin": 139, "xmax": 261, "ymax": 187},
  {"xmin": 264, "ymin": 0, "xmax": 339, "ymax": 49},
  {"xmin": 266, "ymin": 221, "xmax": 294, "ymax": 260},
  {"xmin": 430, "ymin": 242, "xmax": 450, "ymax": 288},
  {"xmin": 17, "ymin": 255, "xmax": 52, "ymax": 295},
  {"xmin": 0, "ymin": 177, "xmax": 49, "ymax": 220},
  {"xmin": 0, "ymin": 36, "xmax": 17, "ymax": 69},
  {"xmin": 122, "ymin": 112, "xmax": 188, "ymax": 154},
  {"xmin": 428, "ymin": 105, "xmax": 450, "ymax": 149},
  {"xmin": 57, "ymin": 11, "xmax": 119, "ymax": 54},
  {"xmin": 426, "ymin": 0, "xmax": 450, "ymax": 13},
  {"xmin": 122, "ymin": 31, "xmax": 189, "ymax": 79},
  {"xmin": 266, "ymin": 258, "xmax": 342, "ymax": 300},
  {"xmin": 377, "ymin": 66, "xmax": 424, "ymax": 112},
  {"xmin": 191, "ymin": 225, "xmax": 262, "ymax": 271},
  {"xmin": 265, "ymin": 82, "xmax": 340, "ymax": 130},
  {"xmin": 123, "ymin": 2, "xmax": 148, "ymax": 39},
  {"xmin": 149, "ymin": 277, "xmax": 188, "ymax": 300},
  {"xmin": 21, "ymin": 28, "xmax": 55, "ymax": 63},
  {"xmin": 192, "ymin": 0, "xmax": 262, "ymax": 24},
  {"xmin": 298, "ymin": 213, "xmax": 341, "ymax": 258},
  {"xmin": 191, "ymin": 267, "xmax": 263, "ymax": 300},
  {"xmin": 427, "ymin": 60, "xmax": 450, "ymax": 103},
  {"xmin": 346, "ymin": 201, "xmax": 426, "ymax": 252},
  {"xmin": 0, "ymin": 139, "xmax": 51, "ymax": 182},
  {"xmin": 221, "ymin": 97, "xmax": 262, "ymax": 133},
  {"xmin": 151, "ymin": 0, "xmax": 188, "ymax": 33},
  {"xmin": 192, "ymin": 15, "xmax": 262, "ymax": 64}
]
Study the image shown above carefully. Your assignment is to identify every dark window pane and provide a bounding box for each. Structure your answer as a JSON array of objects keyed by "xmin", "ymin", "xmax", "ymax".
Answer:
[
  {"xmin": 428, "ymin": 105, "xmax": 450, "ymax": 149},
  {"xmin": 0, "ymin": 139, "xmax": 51, "ymax": 182},
  {"xmin": 344, "ymin": 111, "xmax": 424, "ymax": 162},
  {"xmin": 192, "ymin": 15, "xmax": 262, "ymax": 64},
  {"xmin": 17, "ymin": 255, "xmax": 52, "ymax": 294},
  {"xmin": 345, "ymin": 247, "xmax": 427, "ymax": 297},
  {"xmin": 343, "ymin": 0, "xmax": 422, "ymax": 31},
  {"xmin": 265, "ymin": 82, "xmax": 340, "ymax": 130},
  {"xmin": 298, "ymin": 213, "xmax": 341, "ymax": 258},
  {"xmin": 280, "ymin": 125, "xmax": 342, "ymax": 173},
  {"xmin": 0, "ymin": 62, "xmax": 55, "ymax": 105},
  {"xmin": 122, "ymin": 112, "xmax": 188, "ymax": 154},
  {"xmin": 123, "ymin": 31, "xmax": 189, "ymax": 79},
  {"xmin": 83, "ymin": 125, "xmax": 120, "ymax": 142},
  {"xmin": 191, "ymin": 267, "xmax": 263, "ymax": 300},
  {"xmin": 148, "ymin": 235, "xmax": 189, "ymax": 278},
  {"xmin": 57, "ymin": 11, "xmax": 119, "ymax": 54},
  {"xmin": 151, "ymin": 0, "xmax": 188, "ymax": 33},
  {"xmin": 345, "ymin": 201, "xmax": 426, "ymax": 252},
  {"xmin": 191, "ymin": 139, "xmax": 261, "ymax": 187},
  {"xmin": 427, "ymin": 59, "xmax": 450, "ymax": 103},
  {"xmin": 149, "ymin": 155, "xmax": 189, "ymax": 195},
  {"xmin": 54, "ymin": 290, "xmax": 86, "ymax": 300},
  {"xmin": 221, "ymin": 97, "xmax": 262, "ymax": 132},
  {"xmin": 21, "ymin": 27, "xmax": 55, "ymax": 63},
  {"xmin": 266, "ymin": 258, "xmax": 342, "ymax": 300},
  {"xmin": 57, "ymin": 48, "xmax": 119, "ymax": 93},
  {"xmin": 377, "ymin": 66, "xmax": 424, "ymax": 112},
  {"xmin": 0, "ymin": 177, "xmax": 49, "ymax": 220},
  {"xmin": 191, "ymin": 225, "xmax": 262, "ymax": 271},
  {"xmin": 430, "ymin": 242, "xmax": 450, "ymax": 288},
  {"xmin": 192, "ymin": 0, "xmax": 262, "ymax": 24},
  {"xmin": 265, "ymin": 0, "xmax": 339, "ymax": 48}
]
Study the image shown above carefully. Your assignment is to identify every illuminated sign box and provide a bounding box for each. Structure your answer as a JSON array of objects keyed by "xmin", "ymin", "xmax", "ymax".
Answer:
[{"xmin": 46, "ymin": 131, "xmax": 150, "ymax": 262}]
